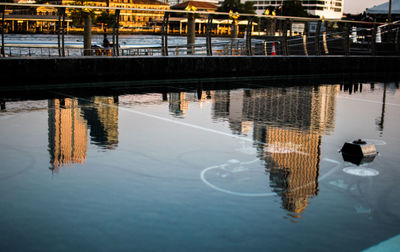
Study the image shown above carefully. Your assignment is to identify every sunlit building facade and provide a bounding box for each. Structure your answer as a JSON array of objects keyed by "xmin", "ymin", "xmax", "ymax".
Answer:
[{"xmin": 249, "ymin": 0, "xmax": 344, "ymax": 19}]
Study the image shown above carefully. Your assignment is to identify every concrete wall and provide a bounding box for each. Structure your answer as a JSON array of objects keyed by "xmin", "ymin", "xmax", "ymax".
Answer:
[{"xmin": 1, "ymin": 56, "xmax": 400, "ymax": 87}]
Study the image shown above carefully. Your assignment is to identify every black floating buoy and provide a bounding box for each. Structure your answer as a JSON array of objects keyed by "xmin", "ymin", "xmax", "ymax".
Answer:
[{"xmin": 341, "ymin": 139, "xmax": 377, "ymax": 165}]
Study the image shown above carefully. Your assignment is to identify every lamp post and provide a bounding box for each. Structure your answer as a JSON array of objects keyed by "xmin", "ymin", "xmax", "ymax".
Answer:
[{"xmin": 388, "ymin": 0, "xmax": 392, "ymax": 22}]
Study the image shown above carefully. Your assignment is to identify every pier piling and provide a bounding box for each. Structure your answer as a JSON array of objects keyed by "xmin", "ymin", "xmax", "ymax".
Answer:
[
  {"xmin": 187, "ymin": 13, "xmax": 195, "ymax": 55},
  {"xmin": 83, "ymin": 13, "xmax": 92, "ymax": 56}
]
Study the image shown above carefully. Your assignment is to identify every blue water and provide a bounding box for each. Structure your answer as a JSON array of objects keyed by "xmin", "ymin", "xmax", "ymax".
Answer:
[
  {"xmin": 0, "ymin": 81, "xmax": 400, "ymax": 251},
  {"xmin": 3, "ymin": 34, "xmax": 235, "ymax": 56}
]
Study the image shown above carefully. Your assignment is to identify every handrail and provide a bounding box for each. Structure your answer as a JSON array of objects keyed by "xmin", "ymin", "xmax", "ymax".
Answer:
[
  {"xmin": 0, "ymin": 2, "xmax": 397, "ymax": 26},
  {"xmin": 1, "ymin": 2, "xmax": 399, "ymax": 58}
]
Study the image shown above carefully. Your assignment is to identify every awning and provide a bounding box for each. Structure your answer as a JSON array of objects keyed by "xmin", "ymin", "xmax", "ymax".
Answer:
[{"xmin": 366, "ymin": 0, "xmax": 400, "ymax": 15}]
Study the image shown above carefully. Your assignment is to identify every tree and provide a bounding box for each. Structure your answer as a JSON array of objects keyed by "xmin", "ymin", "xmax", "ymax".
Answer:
[
  {"xmin": 279, "ymin": 0, "xmax": 309, "ymax": 17},
  {"xmin": 218, "ymin": 0, "xmax": 255, "ymax": 15},
  {"xmin": 69, "ymin": 0, "xmax": 96, "ymax": 28},
  {"xmin": 96, "ymin": 10, "xmax": 114, "ymax": 29}
]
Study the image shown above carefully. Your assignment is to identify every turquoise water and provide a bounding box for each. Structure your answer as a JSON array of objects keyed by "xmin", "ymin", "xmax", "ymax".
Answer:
[{"xmin": 0, "ymin": 81, "xmax": 400, "ymax": 251}]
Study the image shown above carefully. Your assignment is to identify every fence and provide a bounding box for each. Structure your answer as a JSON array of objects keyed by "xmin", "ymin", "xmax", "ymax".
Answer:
[{"xmin": 1, "ymin": 3, "xmax": 400, "ymax": 57}]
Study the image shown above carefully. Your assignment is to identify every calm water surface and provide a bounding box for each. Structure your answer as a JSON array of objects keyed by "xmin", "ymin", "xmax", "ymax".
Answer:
[{"xmin": 0, "ymin": 81, "xmax": 400, "ymax": 251}]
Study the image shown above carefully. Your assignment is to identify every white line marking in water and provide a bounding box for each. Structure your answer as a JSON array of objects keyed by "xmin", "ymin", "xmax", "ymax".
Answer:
[
  {"xmin": 118, "ymin": 106, "xmax": 255, "ymax": 142},
  {"xmin": 200, "ymin": 158, "xmax": 341, "ymax": 197},
  {"xmin": 340, "ymin": 96, "xmax": 400, "ymax": 107},
  {"xmin": 54, "ymin": 91, "xmax": 255, "ymax": 143}
]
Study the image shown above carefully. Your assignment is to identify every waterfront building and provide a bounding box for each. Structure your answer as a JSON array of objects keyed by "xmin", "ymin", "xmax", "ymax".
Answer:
[
  {"xmin": 1, "ymin": 0, "xmax": 169, "ymax": 33},
  {"xmin": 1, "ymin": 1, "xmax": 73, "ymax": 33},
  {"xmin": 249, "ymin": 0, "xmax": 344, "ymax": 19},
  {"xmin": 108, "ymin": 0, "xmax": 170, "ymax": 30},
  {"xmin": 49, "ymin": 0, "xmax": 170, "ymax": 30},
  {"xmin": 168, "ymin": 0, "xmax": 219, "ymax": 7}
]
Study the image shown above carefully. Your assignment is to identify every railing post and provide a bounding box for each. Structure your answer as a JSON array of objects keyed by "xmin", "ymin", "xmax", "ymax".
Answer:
[
  {"xmin": 61, "ymin": 7, "xmax": 65, "ymax": 57},
  {"xmin": 315, "ymin": 20, "xmax": 321, "ymax": 55},
  {"xmin": 371, "ymin": 23, "xmax": 377, "ymax": 55},
  {"xmin": 323, "ymin": 21, "xmax": 329, "ymax": 54},
  {"xmin": 282, "ymin": 19, "xmax": 288, "ymax": 55},
  {"xmin": 246, "ymin": 17, "xmax": 253, "ymax": 56},
  {"xmin": 83, "ymin": 12, "xmax": 92, "ymax": 56},
  {"xmin": 57, "ymin": 8, "xmax": 61, "ymax": 56},
  {"xmin": 303, "ymin": 21, "xmax": 309, "ymax": 56},
  {"xmin": 396, "ymin": 27, "xmax": 400, "ymax": 54},
  {"xmin": 1, "ymin": 5, "xmax": 4, "ymax": 57},
  {"xmin": 112, "ymin": 9, "xmax": 120, "ymax": 56},
  {"xmin": 344, "ymin": 23, "xmax": 350, "ymax": 56},
  {"xmin": 206, "ymin": 15, "xmax": 213, "ymax": 56},
  {"xmin": 161, "ymin": 12, "xmax": 169, "ymax": 56},
  {"xmin": 187, "ymin": 12, "xmax": 195, "ymax": 55}
]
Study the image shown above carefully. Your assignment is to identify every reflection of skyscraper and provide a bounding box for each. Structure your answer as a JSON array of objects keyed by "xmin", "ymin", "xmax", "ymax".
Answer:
[
  {"xmin": 48, "ymin": 98, "xmax": 87, "ymax": 171},
  {"xmin": 79, "ymin": 97, "xmax": 119, "ymax": 149},
  {"xmin": 213, "ymin": 90, "xmax": 252, "ymax": 135},
  {"xmin": 212, "ymin": 85, "xmax": 338, "ymax": 215},
  {"xmin": 265, "ymin": 127, "xmax": 321, "ymax": 214},
  {"xmin": 212, "ymin": 90, "xmax": 230, "ymax": 119},
  {"xmin": 169, "ymin": 92, "xmax": 189, "ymax": 117}
]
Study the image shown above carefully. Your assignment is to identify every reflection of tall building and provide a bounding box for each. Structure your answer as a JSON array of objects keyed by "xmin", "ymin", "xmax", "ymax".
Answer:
[
  {"xmin": 212, "ymin": 90, "xmax": 230, "ymax": 119},
  {"xmin": 212, "ymin": 85, "xmax": 338, "ymax": 215},
  {"xmin": 168, "ymin": 91, "xmax": 215, "ymax": 116},
  {"xmin": 264, "ymin": 127, "xmax": 321, "ymax": 214},
  {"xmin": 48, "ymin": 96, "xmax": 119, "ymax": 171},
  {"xmin": 48, "ymin": 98, "xmax": 87, "ymax": 171},
  {"xmin": 79, "ymin": 97, "xmax": 119, "ymax": 149},
  {"xmin": 169, "ymin": 93, "xmax": 189, "ymax": 117},
  {"xmin": 212, "ymin": 90, "xmax": 252, "ymax": 135}
]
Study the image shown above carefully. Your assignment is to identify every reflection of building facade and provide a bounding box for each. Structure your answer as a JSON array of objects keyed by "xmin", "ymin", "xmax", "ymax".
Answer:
[
  {"xmin": 48, "ymin": 98, "xmax": 87, "ymax": 171},
  {"xmin": 167, "ymin": 91, "xmax": 216, "ymax": 117},
  {"xmin": 79, "ymin": 97, "xmax": 119, "ymax": 149},
  {"xmin": 48, "ymin": 96, "xmax": 119, "ymax": 171},
  {"xmin": 211, "ymin": 86, "xmax": 338, "ymax": 215},
  {"xmin": 251, "ymin": 86, "xmax": 337, "ymax": 214},
  {"xmin": 169, "ymin": 92, "xmax": 189, "ymax": 117},
  {"xmin": 263, "ymin": 126, "xmax": 321, "ymax": 214}
]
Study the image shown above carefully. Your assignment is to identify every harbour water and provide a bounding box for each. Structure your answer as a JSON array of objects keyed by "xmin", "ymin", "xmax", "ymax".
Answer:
[
  {"xmin": 1, "ymin": 80, "xmax": 400, "ymax": 251},
  {"xmin": 3, "ymin": 34, "xmax": 235, "ymax": 56}
]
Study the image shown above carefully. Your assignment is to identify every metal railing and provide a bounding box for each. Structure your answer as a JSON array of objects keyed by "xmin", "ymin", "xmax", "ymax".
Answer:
[{"xmin": 1, "ymin": 3, "xmax": 400, "ymax": 58}]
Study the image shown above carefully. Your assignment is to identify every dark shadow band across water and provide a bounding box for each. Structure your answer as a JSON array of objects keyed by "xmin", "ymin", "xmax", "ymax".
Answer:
[{"xmin": 1, "ymin": 72, "xmax": 399, "ymax": 101}]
